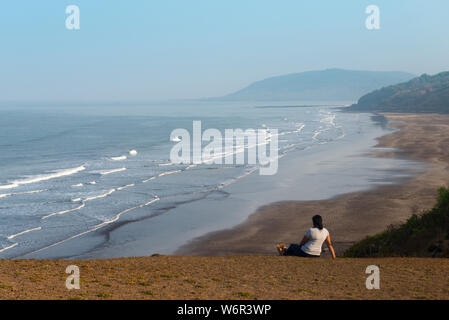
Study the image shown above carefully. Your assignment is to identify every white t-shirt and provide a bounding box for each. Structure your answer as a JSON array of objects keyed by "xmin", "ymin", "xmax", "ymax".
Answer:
[{"xmin": 301, "ymin": 227, "xmax": 329, "ymax": 256}]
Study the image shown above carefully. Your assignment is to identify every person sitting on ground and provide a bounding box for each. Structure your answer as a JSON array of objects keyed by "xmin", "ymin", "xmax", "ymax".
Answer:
[{"xmin": 276, "ymin": 215, "xmax": 336, "ymax": 259}]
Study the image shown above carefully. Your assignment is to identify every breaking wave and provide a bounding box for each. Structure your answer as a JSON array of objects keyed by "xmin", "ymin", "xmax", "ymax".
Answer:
[{"xmin": 0, "ymin": 166, "xmax": 85, "ymax": 190}]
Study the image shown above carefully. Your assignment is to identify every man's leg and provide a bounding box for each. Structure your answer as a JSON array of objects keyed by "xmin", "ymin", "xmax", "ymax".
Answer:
[{"xmin": 285, "ymin": 244, "xmax": 301, "ymax": 256}]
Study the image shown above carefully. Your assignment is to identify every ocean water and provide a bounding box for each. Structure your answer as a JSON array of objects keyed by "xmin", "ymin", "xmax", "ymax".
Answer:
[{"xmin": 0, "ymin": 101, "xmax": 415, "ymax": 258}]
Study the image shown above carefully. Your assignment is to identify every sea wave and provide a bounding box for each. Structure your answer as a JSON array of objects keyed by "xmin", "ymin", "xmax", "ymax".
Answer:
[
  {"xmin": 42, "ymin": 202, "xmax": 86, "ymax": 220},
  {"xmin": 71, "ymin": 183, "xmax": 83, "ymax": 188},
  {"xmin": 278, "ymin": 123, "xmax": 305, "ymax": 136},
  {"xmin": 142, "ymin": 176, "xmax": 156, "ymax": 183},
  {"xmin": 0, "ymin": 165, "xmax": 85, "ymax": 190},
  {"xmin": 0, "ymin": 242, "xmax": 18, "ymax": 253},
  {"xmin": 142, "ymin": 167, "xmax": 186, "ymax": 183},
  {"xmin": 218, "ymin": 167, "xmax": 259, "ymax": 189},
  {"xmin": 117, "ymin": 184, "xmax": 135, "ymax": 191},
  {"xmin": 0, "ymin": 189, "xmax": 47, "ymax": 199},
  {"xmin": 7, "ymin": 227, "xmax": 42, "ymax": 240},
  {"xmin": 82, "ymin": 189, "xmax": 116, "ymax": 202},
  {"xmin": 320, "ymin": 111, "xmax": 336, "ymax": 127},
  {"xmin": 158, "ymin": 162, "xmax": 175, "ymax": 167},
  {"xmin": 158, "ymin": 170, "xmax": 181, "ymax": 177},
  {"xmin": 110, "ymin": 155, "xmax": 127, "ymax": 161},
  {"xmin": 95, "ymin": 168, "xmax": 127, "ymax": 175},
  {"xmin": 42, "ymin": 185, "xmax": 130, "ymax": 220},
  {"xmin": 28, "ymin": 196, "xmax": 160, "ymax": 256}
]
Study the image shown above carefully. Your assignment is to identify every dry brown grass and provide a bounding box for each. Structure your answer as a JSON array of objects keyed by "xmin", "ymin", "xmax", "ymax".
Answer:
[{"xmin": 0, "ymin": 256, "xmax": 448, "ymax": 300}]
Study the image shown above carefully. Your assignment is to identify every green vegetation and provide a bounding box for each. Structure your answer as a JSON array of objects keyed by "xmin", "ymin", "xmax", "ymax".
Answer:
[
  {"xmin": 141, "ymin": 290, "xmax": 154, "ymax": 296},
  {"xmin": 0, "ymin": 283, "xmax": 12, "ymax": 290},
  {"xmin": 236, "ymin": 291, "xmax": 252, "ymax": 298},
  {"xmin": 344, "ymin": 187, "xmax": 449, "ymax": 258},
  {"xmin": 347, "ymin": 71, "xmax": 449, "ymax": 113}
]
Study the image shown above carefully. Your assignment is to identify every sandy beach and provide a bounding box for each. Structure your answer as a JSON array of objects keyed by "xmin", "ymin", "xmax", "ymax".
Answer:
[{"xmin": 176, "ymin": 113, "xmax": 449, "ymax": 256}]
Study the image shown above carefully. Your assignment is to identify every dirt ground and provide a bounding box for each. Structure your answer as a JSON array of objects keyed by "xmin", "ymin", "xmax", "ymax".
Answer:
[{"xmin": 0, "ymin": 256, "xmax": 448, "ymax": 300}]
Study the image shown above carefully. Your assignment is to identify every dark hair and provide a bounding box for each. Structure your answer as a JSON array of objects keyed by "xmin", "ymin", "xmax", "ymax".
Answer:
[{"xmin": 312, "ymin": 215, "xmax": 323, "ymax": 230}]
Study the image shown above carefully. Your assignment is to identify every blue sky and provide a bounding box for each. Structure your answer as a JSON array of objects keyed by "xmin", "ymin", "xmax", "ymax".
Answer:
[{"xmin": 0, "ymin": 0, "xmax": 448, "ymax": 102}]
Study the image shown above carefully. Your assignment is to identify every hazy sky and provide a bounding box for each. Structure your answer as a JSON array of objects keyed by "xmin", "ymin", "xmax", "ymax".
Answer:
[{"xmin": 1, "ymin": 0, "xmax": 448, "ymax": 102}]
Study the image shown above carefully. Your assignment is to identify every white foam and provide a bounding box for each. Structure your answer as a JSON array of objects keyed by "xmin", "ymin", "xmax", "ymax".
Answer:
[
  {"xmin": 87, "ymin": 181, "xmax": 97, "ymax": 185},
  {"xmin": 16, "ymin": 166, "xmax": 85, "ymax": 184},
  {"xmin": 44, "ymin": 185, "xmax": 126, "ymax": 220},
  {"xmin": 96, "ymin": 168, "xmax": 126, "ymax": 175},
  {"xmin": 110, "ymin": 155, "xmax": 127, "ymax": 161},
  {"xmin": 101, "ymin": 196, "xmax": 160, "ymax": 226},
  {"xmin": 282, "ymin": 143, "xmax": 296, "ymax": 150},
  {"xmin": 142, "ymin": 176, "xmax": 156, "ymax": 183},
  {"xmin": 158, "ymin": 162, "xmax": 175, "ymax": 167},
  {"xmin": 275, "ymin": 124, "xmax": 305, "ymax": 138},
  {"xmin": 128, "ymin": 150, "xmax": 138, "ymax": 156},
  {"xmin": 171, "ymin": 137, "xmax": 182, "ymax": 142},
  {"xmin": 42, "ymin": 202, "xmax": 85, "ymax": 219},
  {"xmin": 0, "ymin": 242, "xmax": 18, "ymax": 253},
  {"xmin": 295, "ymin": 123, "xmax": 306, "ymax": 133},
  {"xmin": 83, "ymin": 188, "xmax": 116, "ymax": 202},
  {"xmin": 28, "ymin": 196, "xmax": 160, "ymax": 256},
  {"xmin": 158, "ymin": 170, "xmax": 181, "ymax": 177},
  {"xmin": 72, "ymin": 183, "xmax": 83, "ymax": 188},
  {"xmin": 218, "ymin": 167, "xmax": 259, "ymax": 189},
  {"xmin": 0, "ymin": 165, "xmax": 85, "ymax": 190},
  {"xmin": 0, "ymin": 189, "xmax": 47, "ymax": 199},
  {"xmin": 0, "ymin": 183, "xmax": 19, "ymax": 190},
  {"xmin": 7, "ymin": 227, "xmax": 42, "ymax": 240},
  {"xmin": 320, "ymin": 112, "xmax": 336, "ymax": 127},
  {"xmin": 312, "ymin": 129, "xmax": 323, "ymax": 140},
  {"xmin": 117, "ymin": 184, "xmax": 135, "ymax": 191}
]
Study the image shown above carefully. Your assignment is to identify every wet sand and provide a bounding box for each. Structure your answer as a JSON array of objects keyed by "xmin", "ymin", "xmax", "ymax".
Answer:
[{"xmin": 176, "ymin": 114, "xmax": 449, "ymax": 256}]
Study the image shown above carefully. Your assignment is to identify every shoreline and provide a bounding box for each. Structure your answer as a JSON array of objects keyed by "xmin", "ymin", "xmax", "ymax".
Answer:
[
  {"xmin": 21, "ymin": 109, "xmax": 401, "ymax": 259},
  {"xmin": 15, "ymin": 112, "xmax": 445, "ymax": 260},
  {"xmin": 176, "ymin": 113, "xmax": 449, "ymax": 256}
]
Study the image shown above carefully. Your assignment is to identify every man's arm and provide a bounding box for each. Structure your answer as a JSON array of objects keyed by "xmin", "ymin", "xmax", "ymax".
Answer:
[{"xmin": 325, "ymin": 234, "xmax": 336, "ymax": 259}]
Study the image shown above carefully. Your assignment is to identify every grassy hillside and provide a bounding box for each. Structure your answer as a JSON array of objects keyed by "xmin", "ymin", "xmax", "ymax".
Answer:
[
  {"xmin": 214, "ymin": 69, "xmax": 414, "ymax": 101},
  {"xmin": 347, "ymin": 71, "xmax": 449, "ymax": 113},
  {"xmin": 345, "ymin": 187, "xmax": 449, "ymax": 258}
]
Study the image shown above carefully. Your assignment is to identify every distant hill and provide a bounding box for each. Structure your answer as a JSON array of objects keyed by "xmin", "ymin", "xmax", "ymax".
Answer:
[
  {"xmin": 214, "ymin": 69, "xmax": 415, "ymax": 102},
  {"xmin": 347, "ymin": 71, "xmax": 449, "ymax": 113}
]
